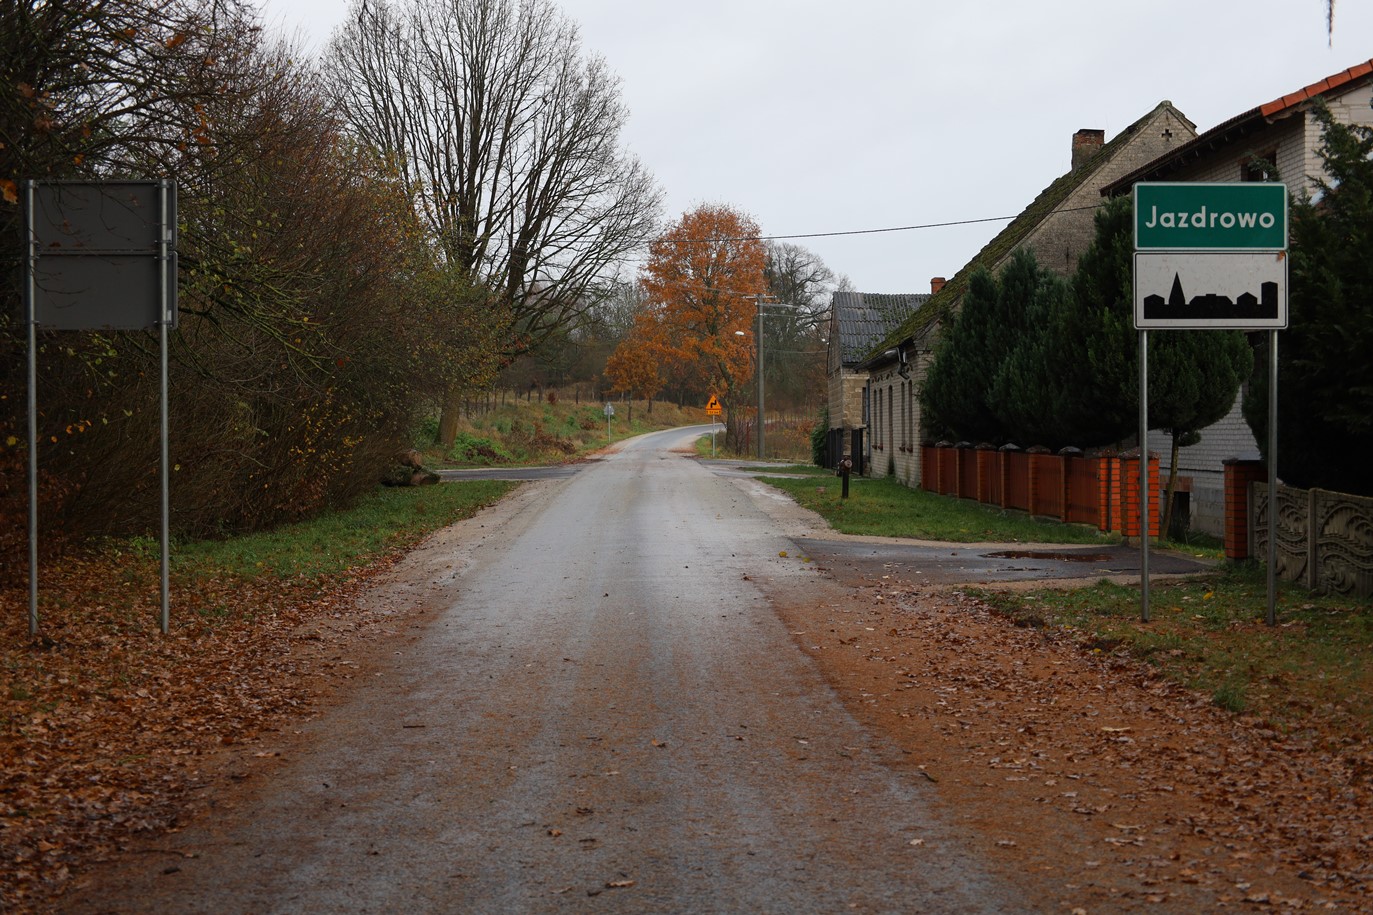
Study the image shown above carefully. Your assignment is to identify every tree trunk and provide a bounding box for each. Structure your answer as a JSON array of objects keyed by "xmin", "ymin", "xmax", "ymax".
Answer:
[
  {"xmin": 1161, "ymin": 432, "xmax": 1182, "ymax": 541},
  {"xmin": 437, "ymin": 387, "xmax": 464, "ymax": 448}
]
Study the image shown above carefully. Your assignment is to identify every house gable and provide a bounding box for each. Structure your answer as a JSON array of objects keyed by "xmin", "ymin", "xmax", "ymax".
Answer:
[
  {"xmin": 868, "ymin": 101, "xmax": 1198, "ymax": 362},
  {"xmin": 1096, "ymin": 57, "xmax": 1373, "ymax": 536},
  {"xmin": 1102, "ymin": 57, "xmax": 1373, "ymax": 197},
  {"xmin": 826, "ymin": 291, "xmax": 929, "ymax": 431}
]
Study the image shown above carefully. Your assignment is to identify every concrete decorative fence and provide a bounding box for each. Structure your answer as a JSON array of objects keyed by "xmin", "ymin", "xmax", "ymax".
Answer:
[
  {"xmin": 920, "ymin": 443, "xmax": 1159, "ymax": 537},
  {"xmin": 1244, "ymin": 480, "xmax": 1373, "ymax": 598}
]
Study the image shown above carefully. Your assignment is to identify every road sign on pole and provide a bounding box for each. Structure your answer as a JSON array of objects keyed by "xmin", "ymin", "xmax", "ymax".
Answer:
[
  {"xmin": 1134, "ymin": 251, "xmax": 1288, "ymax": 329},
  {"xmin": 1134, "ymin": 182, "xmax": 1287, "ymax": 251},
  {"xmin": 1132, "ymin": 181, "xmax": 1287, "ymax": 626},
  {"xmin": 705, "ymin": 395, "xmax": 721, "ymax": 416}
]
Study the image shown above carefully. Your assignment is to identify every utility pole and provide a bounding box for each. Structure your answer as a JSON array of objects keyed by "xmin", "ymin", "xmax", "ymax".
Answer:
[{"xmin": 755, "ymin": 293, "xmax": 765, "ymax": 460}]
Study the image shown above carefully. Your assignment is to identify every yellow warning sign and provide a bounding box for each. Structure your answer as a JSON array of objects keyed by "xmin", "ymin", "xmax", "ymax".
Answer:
[{"xmin": 705, "ymin": 395, "xmax": 722, "ymax": 416}]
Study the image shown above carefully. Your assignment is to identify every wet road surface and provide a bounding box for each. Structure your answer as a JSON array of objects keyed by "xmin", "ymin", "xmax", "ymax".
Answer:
[{"xmin": 72, "ymin": 427, "xmax": 1027, "ymax": 913}]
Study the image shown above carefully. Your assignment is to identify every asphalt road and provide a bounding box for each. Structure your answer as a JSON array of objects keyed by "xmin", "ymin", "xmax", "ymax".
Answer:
[
  {"xmin": 443, "ymin": 434, "xmax": 1211, "ymax": 589},
  {"xmin": 70, "ymin": 427, "xmax": 1028, "ymax": 913}
]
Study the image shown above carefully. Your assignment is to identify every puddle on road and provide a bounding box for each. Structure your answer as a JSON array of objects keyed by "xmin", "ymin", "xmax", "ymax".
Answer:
[{"xmin": 982, "ymin": 550, "xmax": 1115, "ymax": 562}]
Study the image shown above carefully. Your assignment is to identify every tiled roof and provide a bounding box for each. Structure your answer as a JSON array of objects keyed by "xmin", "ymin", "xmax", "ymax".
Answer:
[
  {"xmin": 833, "ymin": 291, "xmax": 929, "ymax": 365},
  {"xmin": 1260, "ymin": 58, "xmax": 1373, "ymax": 117},
  {"xmin": 1102, "ymin": 57, "xmax": 1373, "ymax": 195},
  {"xmin": 863, "ymin": 100, "xmax": 1188, "ymax": 365}
]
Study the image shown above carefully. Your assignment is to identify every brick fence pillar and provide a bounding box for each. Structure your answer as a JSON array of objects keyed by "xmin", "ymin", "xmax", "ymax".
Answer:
[
  {"xmin": 1119, "ymin": 449, "xmax": 1160, "ymax": 539},
  {"xmin": 1096, "ymin": 451, "xmax": 1119, "ymax": 533},
  {"xmin": 1223, "ymin": 458, "xmax": 1267, "ymax": 560}
]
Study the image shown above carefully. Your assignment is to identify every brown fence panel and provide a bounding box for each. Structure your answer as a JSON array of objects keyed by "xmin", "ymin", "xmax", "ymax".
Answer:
[
  {"xmin": 975, "ymin": 448, "xmax": 996, "ymax": 505},
  {"xmin": 938, "ymin": 447, "xmax": 958, "ymax": 496},
  {"xmin": 921, "ymin": 445, "xmax": 937, "ymax": 491},
  {"xmin": 1065, "ymin": 457, "xmax": 1100, "ymax": 526},
  {"xmin": 957, "ymin": 448, "xmax": 978, "ymax": 500},
  {"xmin": 1030, "ymin": 452, "xmax": 1064, "ymax": 519},
  {"xmin": 1003, "ymin": 450, "xmax": 1030, "ymax": 512}
]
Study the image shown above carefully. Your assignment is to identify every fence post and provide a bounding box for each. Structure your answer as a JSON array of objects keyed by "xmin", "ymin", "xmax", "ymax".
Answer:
[
  {"xmin": 1222, "ymin": 459, "xmax": 1265, "ymax": 560},
  {"xmin": 1058, "ymin": 447, "xmax": 1082, "ymax": 523},
  {"xmin": 1027, "ymin": 446, "xmax": 1050, "ymax": 517},
  {"xmin": 1097, "ymin": 450, "xmax": 1117, "ymax": 533},
  {"xmin": 999, "ymin": 443, "xmax": 1019, "ymax": 509}
]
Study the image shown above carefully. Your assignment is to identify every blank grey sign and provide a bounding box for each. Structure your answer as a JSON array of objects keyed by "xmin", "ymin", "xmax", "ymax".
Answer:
[{"xmin": 30, "ymin": 182, "xmax": 177, "ymax": 330}]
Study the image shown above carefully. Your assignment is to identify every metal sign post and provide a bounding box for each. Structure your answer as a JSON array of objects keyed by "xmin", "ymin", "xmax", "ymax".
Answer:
[
  {"xmin": 25, "ymin": 182, "xmax": 39, "ymax": 637},
  {"xmin": 1133, "ymin": 181, "xmax": 1287, "ymax": 625},
  {"xmin": 604, "ymin": 402, "xmax": 615, "ymax": 446},
  {"xmin": 1139, "ymin": 329, "xmax": 1150, "ymax": 623},
  {"xmin": 705, "ymin": 395, "xmax": 722, "ymax": 457},
  {"xmin": 1267, "ymin": 330, "xmax": 1279, "ymax": 627},
  {"xmin": 24, "ymin": 180, "xmax": 178, "ymax": 635}
]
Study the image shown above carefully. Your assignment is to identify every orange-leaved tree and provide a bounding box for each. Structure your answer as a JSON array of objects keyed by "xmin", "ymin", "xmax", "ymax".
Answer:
[
  {"xmin": 635, "ymin": 204, "xmax": 766, "ymax": 448},
  {"xmin": 604, "ymin": 313, "xmax": 663, "ymax": 419}
]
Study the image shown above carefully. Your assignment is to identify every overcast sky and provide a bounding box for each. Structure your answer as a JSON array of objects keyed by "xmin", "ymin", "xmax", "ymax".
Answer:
[{"xmin": 258, "ymin": 0, "xmax": 1372, "ymax": 294}]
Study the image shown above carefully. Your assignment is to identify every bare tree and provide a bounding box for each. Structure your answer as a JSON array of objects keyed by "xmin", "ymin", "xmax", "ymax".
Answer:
[
  {"xmin": 763, "ymin": 242, "xmax": 834, "ymax": 413},
  {"xmin": 324, "ymin": 0, "xmax": 661, "ymax": 346}
]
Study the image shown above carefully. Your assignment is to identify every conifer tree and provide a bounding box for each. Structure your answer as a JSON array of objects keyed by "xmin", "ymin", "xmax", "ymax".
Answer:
[
  {"xmin": 920, "ymin": 266, "xmax": 1010, "ymax": 444},
  {"xmin": 1069, "ymin": 197, "xmax": 1252, "ymax": 535}
]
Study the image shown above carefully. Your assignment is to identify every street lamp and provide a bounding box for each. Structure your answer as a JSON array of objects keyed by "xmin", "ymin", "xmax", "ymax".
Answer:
[
  {"xmin": 734, "ymin": 300, "xmax": 764, "ymax": 459},
  {"xmin": 734, "ymin": 294, "xmax": 799, "ymax": 460}
]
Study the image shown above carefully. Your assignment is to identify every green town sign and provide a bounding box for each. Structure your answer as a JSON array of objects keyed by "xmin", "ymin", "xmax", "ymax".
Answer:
[{"xmin": 1134, "ymin": 182, "xmax": 1287, "ymax": 250}]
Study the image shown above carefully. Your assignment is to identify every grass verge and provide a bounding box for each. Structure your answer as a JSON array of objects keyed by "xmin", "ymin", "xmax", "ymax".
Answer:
[
  {"xmin": 760, "ymin": 472, "xmax": 1115, "ymax": 544},
  {"xmin": 170, "ymin": 480, "xmax": 518, "ymax": 583},
  {"xmin": 968, "ymin": 565, "xmax": 1373, "ymax": 739}
]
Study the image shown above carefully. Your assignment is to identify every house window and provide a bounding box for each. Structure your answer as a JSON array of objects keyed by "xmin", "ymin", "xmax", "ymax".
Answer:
[
  {"xmin": 901, "ymin": 381, "xmax": 909, "ymax": 451},
  {"xmin": 872, "ymin": 387, "xmax": 881, "ymax": 445},
  {"xmin": 1242, "ymin": 149, "xmax": 1278, "ymax": 182},
  {"xmin": 886, "ymin": 384, "xmax": 894, "ymax": 455}
]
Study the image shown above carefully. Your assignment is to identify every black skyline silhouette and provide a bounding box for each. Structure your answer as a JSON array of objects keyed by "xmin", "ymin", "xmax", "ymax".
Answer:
[{"xmin": 1142, "ymin": 273, "xmax": 1279, "ymax": 321}]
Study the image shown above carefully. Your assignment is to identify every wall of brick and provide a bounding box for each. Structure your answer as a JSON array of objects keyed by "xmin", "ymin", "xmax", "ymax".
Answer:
[
  {"xmin": 1164, "ymin": 83, "xmax": 1373, "ymax": 197},
  {"xmin": 828, "ymin": 367, "xmax": 871, "ymax": 434},
  {"xmin": 1223, "ymin": 459, "xmax": 1267, "ymax": 559},
  {"xmin": 867, "ymin": 365, "xmax": 921, "ymax": 486}
]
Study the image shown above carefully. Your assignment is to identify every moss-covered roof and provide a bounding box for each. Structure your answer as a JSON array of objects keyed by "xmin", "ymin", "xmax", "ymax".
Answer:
[{"xmin": 863, "ymin": 100, "xmax": 1185, "ymax": 367}]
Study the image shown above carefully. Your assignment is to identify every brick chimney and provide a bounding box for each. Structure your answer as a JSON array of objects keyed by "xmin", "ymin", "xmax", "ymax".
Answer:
[
  {"xmin": 930, "ymin": 276, "xmax": 946, "ymax": 295},
  {"xmin": 1072, "ymin": 129, "xmax": 1105, "ymax": 170}
]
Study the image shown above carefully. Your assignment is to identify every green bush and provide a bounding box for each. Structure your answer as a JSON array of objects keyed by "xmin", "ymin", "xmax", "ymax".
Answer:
[
  {"xmin": 811, "ymin": 407, "xmax": 829, "ymax": 467},
  {"xmin": 446, "ymin": 432, "xmax": 512, "ymax": 465}
]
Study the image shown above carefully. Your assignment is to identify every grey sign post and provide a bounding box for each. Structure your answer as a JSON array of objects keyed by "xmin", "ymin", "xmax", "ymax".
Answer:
[
  {"xmin": 1133, "ymin": 182, "xmax": 1287, "ymax": 625},
  {"xmin": 25, "ymin": 180, "xmax": 178, "ymax": 635}
]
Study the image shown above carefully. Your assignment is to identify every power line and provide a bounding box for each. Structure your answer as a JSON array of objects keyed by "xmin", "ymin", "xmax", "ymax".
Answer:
[
  {"xmin": 647, "ymin": 202, "xmax": 1105, "ymax": 246},
  {"xmin": 753, "ymin": 213, "xmax": 1016, "ymax": 242}
]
